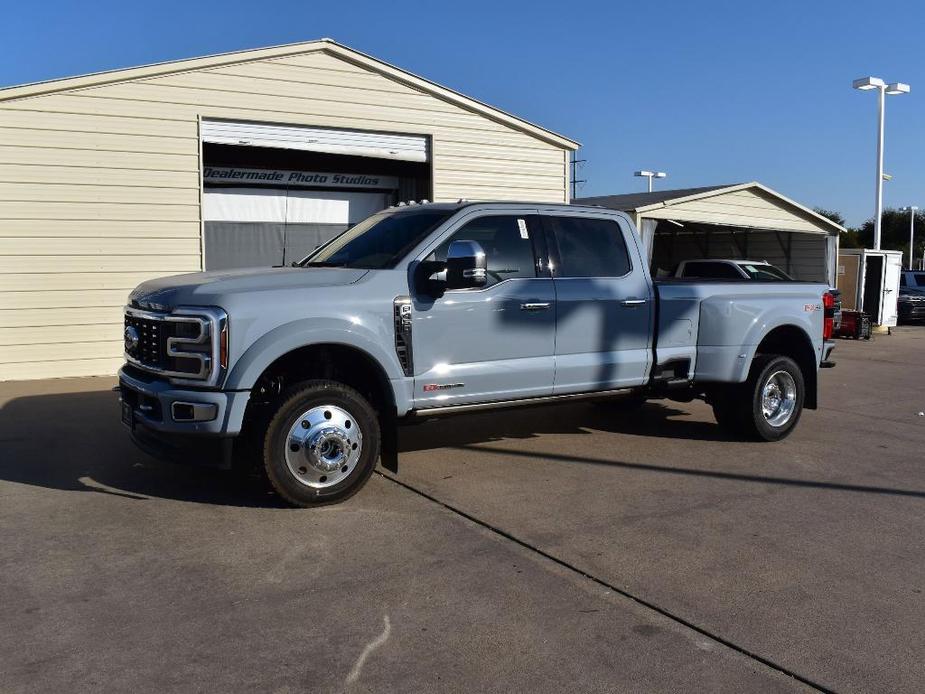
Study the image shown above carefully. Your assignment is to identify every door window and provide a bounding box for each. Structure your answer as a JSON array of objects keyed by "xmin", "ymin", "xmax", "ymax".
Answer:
[
  {"xmin": 544, "ymin": 216, "xmax": 631, "ymax": 278},
  {"xmin": 430, "ymin": 215, "xmax": 539, "ymax": 287}
]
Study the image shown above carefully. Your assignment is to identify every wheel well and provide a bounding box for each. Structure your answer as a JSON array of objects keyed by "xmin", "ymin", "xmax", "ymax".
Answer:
[
  {"xmin": 755, "ymin": 326, "xmax": 818, "ymax": 409},
  {"xmin": 242, "ymin": 343, "xmax": 396, "ymax": 426}
]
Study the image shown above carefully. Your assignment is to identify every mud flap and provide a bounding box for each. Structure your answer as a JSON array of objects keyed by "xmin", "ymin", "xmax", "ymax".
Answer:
[{"xmin": 379, "ymin": 413, "xmax": 399, "ymax": 473}]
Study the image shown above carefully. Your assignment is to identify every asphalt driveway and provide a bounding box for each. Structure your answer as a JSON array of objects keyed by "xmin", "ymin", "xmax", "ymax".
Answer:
[{"xmin": 1, "ymin": 328, "xmax": 923, "ymax": 692}]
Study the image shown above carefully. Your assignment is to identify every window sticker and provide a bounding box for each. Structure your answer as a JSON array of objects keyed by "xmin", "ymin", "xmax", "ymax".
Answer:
[{"xmin": 517, "ymin": 218, "xmax": 529, "ymax": 239}]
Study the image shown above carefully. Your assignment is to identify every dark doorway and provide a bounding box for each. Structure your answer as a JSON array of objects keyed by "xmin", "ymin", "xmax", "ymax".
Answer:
[{"xmin": 863, "ymin": 254, "xmax": 884, "ymax": 323}]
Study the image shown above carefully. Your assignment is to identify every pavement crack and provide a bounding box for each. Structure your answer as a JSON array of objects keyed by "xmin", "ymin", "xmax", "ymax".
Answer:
[{"xmin": 376, "ymin": 470, "xmax": 835, "ymax": 694}]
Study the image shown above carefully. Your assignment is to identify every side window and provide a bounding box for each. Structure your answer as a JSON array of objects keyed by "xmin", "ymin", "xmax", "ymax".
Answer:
[
  {"xmin": 900, "ymin": 274, "xmax": 907, "ymax": 287},
  {"xmin": 913, "ymin": 272, "xmax": 925, "ymax": 286},
  {"xmin": 545, "ymin": 216, "xmax": 631, "ymax": 278},
  {"xmin": 430, "ymin": 215, "xmax": 538, "ymax": 287}
]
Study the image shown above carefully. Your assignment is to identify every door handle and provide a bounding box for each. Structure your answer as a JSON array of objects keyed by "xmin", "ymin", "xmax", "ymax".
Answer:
[
  {"xmin": 520, "ymin": 302, "xmax": 551, "ymax": 311},
  {"xmin": 620, "ymin": 298, "xmax": 648, "ymax": 306}
]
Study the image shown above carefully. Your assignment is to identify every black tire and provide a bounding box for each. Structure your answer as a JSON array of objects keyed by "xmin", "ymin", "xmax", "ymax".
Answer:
[
  {"xmin": 263, "ymin": 380, "xmax": 380, "ymax": 507},
  {"xmin": 733, "ymin": 355, "xmax": 804, "ymax": 441}
]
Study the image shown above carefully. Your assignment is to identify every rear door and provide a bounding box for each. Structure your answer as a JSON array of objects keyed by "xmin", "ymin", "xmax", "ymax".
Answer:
[{"xmin": 542, "ymin": 211, "xmax": 654, "ymax": 394}]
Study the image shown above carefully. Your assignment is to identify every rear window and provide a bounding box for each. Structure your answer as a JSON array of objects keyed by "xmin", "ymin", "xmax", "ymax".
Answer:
[
  {"xmin": 914, "ymin": 273, "xmax": 925, "ymax": 286},
  {"xmin": 544, "ymin": 216, "xmax": 631, "ymax": 278}
]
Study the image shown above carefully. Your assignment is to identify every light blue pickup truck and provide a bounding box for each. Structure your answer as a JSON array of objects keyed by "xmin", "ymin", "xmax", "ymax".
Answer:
[{"xmin": 119, "ymin": 201, "xmax": 836, "ymax": 506}]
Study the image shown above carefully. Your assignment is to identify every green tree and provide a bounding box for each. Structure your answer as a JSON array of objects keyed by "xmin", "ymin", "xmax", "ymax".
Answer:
[
  {"xmin": 856, "ymin": 208, "xmax": 925, "ymax": 266},
  {"xmin": 814, "ymin": 207, "xmax": 862, "ymax": 249}
]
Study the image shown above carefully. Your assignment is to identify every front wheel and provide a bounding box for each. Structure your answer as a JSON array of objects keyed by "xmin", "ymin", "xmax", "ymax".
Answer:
[
  {"xmin": 263, "ymin": 380, "xmax": 380, "ymax": 507},
  {"xmin": 713, "ymin": 355, "xmax": 805, "ymax": 441}
]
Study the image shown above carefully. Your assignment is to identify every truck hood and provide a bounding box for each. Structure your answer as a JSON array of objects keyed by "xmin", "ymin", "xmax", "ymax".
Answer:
[{"xmin": 129, "ymin": 266, "xmax": 369, "ymax": 310}]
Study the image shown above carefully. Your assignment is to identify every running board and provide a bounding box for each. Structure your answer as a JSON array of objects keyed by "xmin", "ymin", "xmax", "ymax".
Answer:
[{"xmin": 408, "ymin": 388, "xmax": 638, "ymax": 417}]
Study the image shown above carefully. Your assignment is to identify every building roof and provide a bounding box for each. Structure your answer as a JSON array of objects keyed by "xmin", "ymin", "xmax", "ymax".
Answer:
[
  {"xmin": 0, "ymin": 38, "xmax": 579, "ymax": 151},
  {"xmin": 576, "ymin": 182, "xmax": 846, "ymax": 234},
  {"xmin": 576, "ymin": 185, "xmax": 732, "ymax": 212}
]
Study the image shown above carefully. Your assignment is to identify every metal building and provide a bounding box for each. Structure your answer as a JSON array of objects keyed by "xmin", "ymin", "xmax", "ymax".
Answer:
[
  {"xmin": 0, "ymin": 39, "xmax": 578, "ymax": 380},
  {"xmin": 577, "ymin": 182, "xmax": 844, "ymax": 285}
]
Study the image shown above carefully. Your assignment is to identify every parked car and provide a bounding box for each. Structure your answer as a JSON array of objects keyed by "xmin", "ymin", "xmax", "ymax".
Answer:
[
  {"xmin": 119, "ymin": 202, "xmax": 836, "ymax": 507},
  {"xmin": 674, "ymin": 258, "xmax": 792, "ymax": 280},
  {"xmin": 899, "ymin": 270, "xmax": 925, "ymax": 323}
]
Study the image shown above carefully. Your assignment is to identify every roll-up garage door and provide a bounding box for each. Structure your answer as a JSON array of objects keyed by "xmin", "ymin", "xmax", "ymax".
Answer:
[
  {"xmin": 203, "ymin": 188, "xmax": 390, "ymax": 270},
  {"xmin": 201, "ymin": 119, "xmax": 429, "ymax": 162}
]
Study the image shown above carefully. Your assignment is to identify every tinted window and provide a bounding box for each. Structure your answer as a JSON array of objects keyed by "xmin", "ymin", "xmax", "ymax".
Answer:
[
  {"xmin": 914, "ymin": 273, "xmax": 925, "ymax": 286},
  {"xmin": 900, "ymin": 274, "xmax": 908, "ymax": 287},
  {"xmin": 431, "ymin": 215, "xmax": 537, "ymax": 287},
  {"xmin": 303, "ymin": 209, "xmax": 452, "ymax": 269},
  {"xmin": 681, "ymin": 262, "xmax": 743, "ymax": 279},
  {"xmin": 546, "ymin": 216, "xmax": 631, "ymax": 277}
]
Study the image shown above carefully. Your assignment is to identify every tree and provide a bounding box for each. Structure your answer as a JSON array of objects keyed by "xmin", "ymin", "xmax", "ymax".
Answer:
[
  {"xmin": 856, "ymin": 208, "xmax": 925, "ymax": 266},
  {"xmin": 814, "ymin": 207, "xmax": 862, "ymax": 249}
]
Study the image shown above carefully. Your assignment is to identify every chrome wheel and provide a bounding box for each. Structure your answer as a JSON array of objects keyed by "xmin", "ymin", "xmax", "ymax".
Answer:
[
  {"xmin": 284, "ymin": 405, "xmax": 363, "ymax": 489},
  {"xmin": 761, "ymin": 370, "xmax": 797, "ymax": 427}
]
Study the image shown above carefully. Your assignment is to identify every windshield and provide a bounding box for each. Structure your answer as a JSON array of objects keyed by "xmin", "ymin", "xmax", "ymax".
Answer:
[
  {"xmin": 300, "ymin": 209, "xmax": 453, "ymax": 269},
  {"xmin": 738, "ymin": 263, "xmax": 792, "ymax": 280}
]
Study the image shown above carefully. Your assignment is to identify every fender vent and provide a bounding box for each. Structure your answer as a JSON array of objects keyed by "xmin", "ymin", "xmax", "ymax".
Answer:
[{"xmin": 393, "ymin": 296, "xmax": 414, "ymax": 377}]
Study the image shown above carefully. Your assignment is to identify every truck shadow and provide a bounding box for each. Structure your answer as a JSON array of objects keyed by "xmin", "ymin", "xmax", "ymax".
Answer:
[
  {"xmin": 0, "ymin": 388, "xmax": 285, "ymax": 508},
  {"xmin": 0, "ymin": 387, "xmax": 725, "ymax": 508},
  {"xmin": 397, "ymin": 398, "xmax": 731, "ymax": 453}
]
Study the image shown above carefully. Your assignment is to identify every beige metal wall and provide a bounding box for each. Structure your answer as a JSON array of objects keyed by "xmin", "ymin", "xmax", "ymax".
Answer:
[
  {"xmin": 0, "ymin": 50, "xmax": 571, "ymax": 380},
  {"xmin": 640, "ymin": 187, "xmax": 829, "ymax": 233}
]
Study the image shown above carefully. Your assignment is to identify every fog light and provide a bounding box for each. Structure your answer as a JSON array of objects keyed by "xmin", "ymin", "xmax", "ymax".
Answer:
[{"xmin": 171, "ymin": 401, "xmax": 217, "ymax": 422}]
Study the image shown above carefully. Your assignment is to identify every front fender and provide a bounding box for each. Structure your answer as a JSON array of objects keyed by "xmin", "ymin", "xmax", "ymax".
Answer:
[{"xmin": 224, "ymin": 317, "xmax": 404, "ymax": 391}]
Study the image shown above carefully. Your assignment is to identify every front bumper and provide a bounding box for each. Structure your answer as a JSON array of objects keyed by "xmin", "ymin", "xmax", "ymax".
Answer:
[{"xmin": 118, "ymin": 365, "xmax": 250, "ymax": 468}]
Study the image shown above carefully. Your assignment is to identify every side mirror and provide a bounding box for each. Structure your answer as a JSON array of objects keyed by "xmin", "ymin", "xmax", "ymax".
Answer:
[{"xmin": 446, "ymin": 240, "xmax": 487, "ymax": 289}]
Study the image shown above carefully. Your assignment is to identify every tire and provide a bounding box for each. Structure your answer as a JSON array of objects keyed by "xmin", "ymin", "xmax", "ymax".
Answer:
[
  {"xmin": 262, "ymin": 380, "xmax": 380, "ymax": 508},
  {"xmin": 730, "ymin": 355, "xmax": 805, "ymax": 441}
]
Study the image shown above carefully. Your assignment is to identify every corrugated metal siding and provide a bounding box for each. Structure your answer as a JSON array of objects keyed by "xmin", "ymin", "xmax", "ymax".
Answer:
[{"xmin": 0, "ymin": 49, "xmax": 570, "ymax": 380}]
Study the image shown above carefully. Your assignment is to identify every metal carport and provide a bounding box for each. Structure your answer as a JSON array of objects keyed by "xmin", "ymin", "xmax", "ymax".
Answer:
[{"xmin": 576, "ymin": 182, "xmax": 844, "ymax": 285}]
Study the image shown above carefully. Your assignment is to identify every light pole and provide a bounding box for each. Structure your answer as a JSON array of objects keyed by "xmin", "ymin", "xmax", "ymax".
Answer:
[
  {"xmin": 635, "ymin": 170, "xmax": 667, "ymax": 193},
  {"xmin": 902, "ymin": 205, "xmax": 918, "ymax": 269},
  {"xmin": 852, "ymin": 76, "xmax": 910, "ymax": 249}
]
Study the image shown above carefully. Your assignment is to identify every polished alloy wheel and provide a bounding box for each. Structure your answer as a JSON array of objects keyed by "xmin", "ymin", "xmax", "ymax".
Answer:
[
  {"xmin": 761, "ymin": 370, "xmax": 797, "ymax": 427},
  {"xmin": 284, "ymin": 405, "xmax": 363, "ymax": 488}
]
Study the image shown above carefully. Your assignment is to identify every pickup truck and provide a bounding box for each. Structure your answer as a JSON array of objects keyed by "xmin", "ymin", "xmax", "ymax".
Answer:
[{"xmin": 119, "ymin": 201, "xmax": 836, "ymax": 507}]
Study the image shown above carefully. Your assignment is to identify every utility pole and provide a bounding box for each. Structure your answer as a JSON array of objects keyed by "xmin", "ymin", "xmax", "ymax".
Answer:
[{"xmin": 570, "ymin": 153, "xmax": 586, "ymax": 201}]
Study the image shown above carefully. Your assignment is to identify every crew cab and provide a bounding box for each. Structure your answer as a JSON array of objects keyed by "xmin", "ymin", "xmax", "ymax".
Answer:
[{"xmin": 119, "ymin": 202, "xmax": 836, "ymax": 507}]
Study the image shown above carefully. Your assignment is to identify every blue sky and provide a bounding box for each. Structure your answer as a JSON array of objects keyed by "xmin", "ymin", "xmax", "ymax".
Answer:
[{"xmin": 2, "ymin": 0, "xmax": 923, "ymax": 227}]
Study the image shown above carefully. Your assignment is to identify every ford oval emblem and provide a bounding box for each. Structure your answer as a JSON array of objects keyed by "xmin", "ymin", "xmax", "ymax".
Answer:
[{"xmin": 124, "ymin": 325, "xmax": 140, "ymax": 352}]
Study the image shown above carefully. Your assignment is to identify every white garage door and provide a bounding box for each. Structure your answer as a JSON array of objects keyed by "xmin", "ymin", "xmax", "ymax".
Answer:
[{"xmin": 201, "ymin": 119, "xmax": 429, "ymax": 163}]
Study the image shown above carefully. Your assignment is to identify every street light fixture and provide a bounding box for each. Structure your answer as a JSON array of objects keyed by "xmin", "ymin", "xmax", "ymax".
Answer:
[
  {"xmin": 902, "ymin": 206, "xmax": 918, "ymax": 269},
  {"xmin": 635, "ymin": 170, "xmax": 667, "ymax": 193},
  {"xmin": 853, "ymin": 76, "xmax": 911, "ymax": 250}
]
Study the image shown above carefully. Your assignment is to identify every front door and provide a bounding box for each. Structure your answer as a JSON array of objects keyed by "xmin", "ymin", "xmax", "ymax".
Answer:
[
  {"xmin": 410, "ymin": 211, "xmax": 556, "ymax": 408},
  {"xmin": 542, "ymin": 211, "xmax": 654, "ymax": 394}
]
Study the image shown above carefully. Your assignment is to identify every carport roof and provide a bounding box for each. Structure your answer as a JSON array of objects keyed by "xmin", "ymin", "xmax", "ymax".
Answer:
[{"xmin": 576, "ymin": 182, "xmax": 846, "ymax": 235}]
